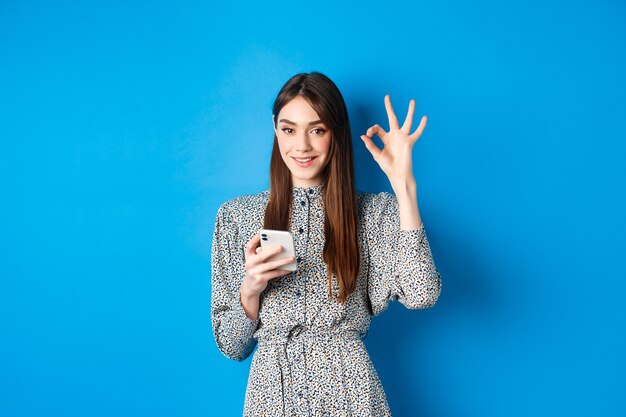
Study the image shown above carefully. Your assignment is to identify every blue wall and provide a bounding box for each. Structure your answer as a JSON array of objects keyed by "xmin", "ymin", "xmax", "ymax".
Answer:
[{"xmin": 1, "ymin": 1, "xmax": 625, "ymax": 416}]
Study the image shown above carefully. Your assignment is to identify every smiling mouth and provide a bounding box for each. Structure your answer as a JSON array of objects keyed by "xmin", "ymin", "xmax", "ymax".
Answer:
[{"xmin": 292, "ymin": 156, "xmax": 317, "ymax": 167}]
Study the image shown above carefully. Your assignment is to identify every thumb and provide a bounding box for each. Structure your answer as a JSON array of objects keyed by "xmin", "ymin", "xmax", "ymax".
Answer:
[{"xmin": 360, "ymin": 135, "xmax": 382, "ymax": 162}]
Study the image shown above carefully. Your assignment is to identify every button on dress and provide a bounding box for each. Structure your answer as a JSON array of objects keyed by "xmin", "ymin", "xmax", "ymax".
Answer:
[{"xmin": 211, "ymin": 184, "xmax": 442, "ymax": 416}]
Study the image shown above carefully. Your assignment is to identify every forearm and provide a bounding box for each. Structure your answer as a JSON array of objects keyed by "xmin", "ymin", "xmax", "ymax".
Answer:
[
  {"xmin": 390, "ymin": 177, "xmax": 423, "ymax": 230},
  {"xmin": 240, "ymin": 286, "xmax": 260, "ymax": 320}
]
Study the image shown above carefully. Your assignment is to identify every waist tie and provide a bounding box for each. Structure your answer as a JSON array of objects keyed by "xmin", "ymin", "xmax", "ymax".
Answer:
[
  {"xmin": 256, "ymin": 325, "xmax": 361, "ymax": 416},
  {"xmin": 257, "ymin": 324, "xmax": 361, "ymax": 344}
]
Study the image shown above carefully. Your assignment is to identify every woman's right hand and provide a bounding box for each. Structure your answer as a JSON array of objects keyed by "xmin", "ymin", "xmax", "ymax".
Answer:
[{"xmin": 241, "ymin": 234, "xmax": 294, "ymax": 298}]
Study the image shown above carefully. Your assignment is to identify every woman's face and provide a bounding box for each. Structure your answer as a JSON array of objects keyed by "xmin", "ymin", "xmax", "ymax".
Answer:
[{"xmin": 273, "ymin": 96, "xmax": 332, "ymax": 188}]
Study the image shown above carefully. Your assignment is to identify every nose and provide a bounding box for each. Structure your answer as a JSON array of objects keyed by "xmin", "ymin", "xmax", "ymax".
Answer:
[{"xmin": 295, "ymin": 131, "xmax": 312, "ymax": 152}]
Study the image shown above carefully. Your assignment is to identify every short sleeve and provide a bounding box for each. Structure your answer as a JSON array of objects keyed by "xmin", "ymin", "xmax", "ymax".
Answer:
[
  {"xmin": 211, "ymin": 203, "xmax": 258, "ymax": 361},
  {"xmin": 366, "ymin": 192, "xmax": 443, "ymax": 316}
]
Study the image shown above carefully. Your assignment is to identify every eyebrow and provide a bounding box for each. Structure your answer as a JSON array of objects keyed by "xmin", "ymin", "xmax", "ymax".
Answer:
[{"xmin": 278, "ymin": 118, "xmax": 324, "ymax": 126}]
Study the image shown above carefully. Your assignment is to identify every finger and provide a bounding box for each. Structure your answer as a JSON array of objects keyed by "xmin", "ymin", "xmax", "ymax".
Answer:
[
  {"xmin": 401, "ymin": 99, "xmax": 415, "ymax": 133},
  {"xmin": 253, "ymin": 256, "xmax": 295, "ymax": 278},
  {"xmin": 246, "ymin": 243, "xmax": 282, "ymax": 270},
  {"xmin": 360, "ymin": 135, "xmax": 382, "ymax": 162},
  {"xmin": 246, "ymin": 234, "xmax": 261, "ymax": 257},
  {"xmin": 255, "ymin": 246, "xmax": 263, "ymax": 254},
  {"xmin": 409, "ymin": 115, "xmax": 428, "ymax": 142},
  {"xmin": 257, "ymin": 244, "xmax": 283, "ymax": 263},
  {"xmin": 264, "ymin": 256, "xmax": 296, "ymax": 271},
  {"xmin": 365, "ymin": 124, "xmax": 388, "ymax": 144},
  {"xmin": 262, "ymin": 269, "xmax": 292, "ymax": 281},
  {"xmin": 384, "ymin": 94, "xmax": 400, "ymax": 130}
]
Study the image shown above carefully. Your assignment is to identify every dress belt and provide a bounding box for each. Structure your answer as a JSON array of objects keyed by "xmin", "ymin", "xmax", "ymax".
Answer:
[{"xmin": 257, "ymin": 324, "xmax": 361, "ymax": 344}]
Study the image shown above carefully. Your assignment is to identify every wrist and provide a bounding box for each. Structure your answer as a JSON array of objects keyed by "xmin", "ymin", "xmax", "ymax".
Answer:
[
  {"xmin": 240, "ymin": 280, "xmax": 260, "ymax": 300},
  {"xmin": 390, "ymin": 177, "xmax": 417, "ymax": 200}
]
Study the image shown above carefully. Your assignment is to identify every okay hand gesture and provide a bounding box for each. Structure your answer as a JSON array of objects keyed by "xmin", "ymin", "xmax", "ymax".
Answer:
[{"xmin": 360, "ymin": 95, "xmax": 428, "ymax": 187}]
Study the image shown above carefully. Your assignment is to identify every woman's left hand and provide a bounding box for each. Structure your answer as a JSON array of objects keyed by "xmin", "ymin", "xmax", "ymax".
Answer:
[{"xmin": 360, "ymin": 94, "xmax": 427, "ymax": 187}]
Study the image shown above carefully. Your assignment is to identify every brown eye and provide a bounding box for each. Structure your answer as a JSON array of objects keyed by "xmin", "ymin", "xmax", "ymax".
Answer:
[
  {"xmin": 312, "ymin": 128, "xmax": 327, "ymax": 135},
  {"xmin": 281, "ymin": 128, "xmax": 294, "ymax": 134}
]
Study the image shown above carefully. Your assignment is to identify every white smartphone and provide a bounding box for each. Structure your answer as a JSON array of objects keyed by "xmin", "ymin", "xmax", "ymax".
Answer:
[{"xmin": 258, "ymin": 229, "xmax": 297, "ymax": 272}]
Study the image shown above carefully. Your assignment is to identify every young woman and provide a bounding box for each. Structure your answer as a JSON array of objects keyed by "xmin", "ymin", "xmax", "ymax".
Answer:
[{"xmin": 211, "ymin": 72, "xmax": 442, "ymax": 416}]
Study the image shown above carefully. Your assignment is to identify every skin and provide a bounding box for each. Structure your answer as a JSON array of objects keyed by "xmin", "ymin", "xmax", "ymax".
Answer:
[
  {"xmin": 240, "ymin": 94, "xmax": 428, "ymax": 320},
  {"xmin": 272, "ymin": 95, "xmax": 332, "ymax": 188},
  {"xmin": 360, "ymin": 95, "xmax": 427, "ymax": 231}
]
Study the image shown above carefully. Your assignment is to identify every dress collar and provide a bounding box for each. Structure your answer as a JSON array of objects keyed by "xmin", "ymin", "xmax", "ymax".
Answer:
[{"xmin": 292, "ymin": 183, "xmax": 324, "ymax": 199}]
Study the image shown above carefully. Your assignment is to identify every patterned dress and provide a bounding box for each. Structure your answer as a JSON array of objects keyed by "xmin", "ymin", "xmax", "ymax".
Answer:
[{"xmin": 211, "ymin": 184, "xmax": 442, "ymax": 416}]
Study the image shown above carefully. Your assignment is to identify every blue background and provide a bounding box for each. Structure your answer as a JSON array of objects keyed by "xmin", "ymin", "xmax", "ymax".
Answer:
[{"xmin": 1, "ymin": 1, "xmax": 625, "ymax": 416}]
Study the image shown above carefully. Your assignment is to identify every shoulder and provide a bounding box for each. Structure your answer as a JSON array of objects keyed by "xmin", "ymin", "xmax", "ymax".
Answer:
[
  {"xmin": 217, "ymin": 190, "xmax": 269, "ymax": 215},
  {"xmin": 215, "ymin": 190, "xmax": 270, "ymax": 227},
  {"xmin": 356, "ymin": 190, "xmax": 400, "ymax": 231},
  {"xmin": 356, "ymin": 190, "xmax": 398, "ymax": 213}
]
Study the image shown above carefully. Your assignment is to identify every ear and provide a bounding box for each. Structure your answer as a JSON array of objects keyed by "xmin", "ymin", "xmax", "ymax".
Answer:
[{"xmin": 272, "ymin": 114, "xmax": 277, "ymax": 134}]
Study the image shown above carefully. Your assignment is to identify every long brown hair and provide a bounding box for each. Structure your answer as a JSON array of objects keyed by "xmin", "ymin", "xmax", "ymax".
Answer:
[{"xmin": 264, "ymin": 72, "xmax": 359, "ymax": 303}]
